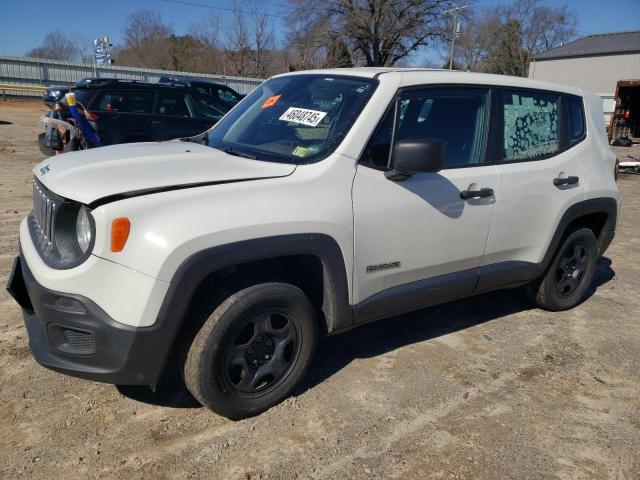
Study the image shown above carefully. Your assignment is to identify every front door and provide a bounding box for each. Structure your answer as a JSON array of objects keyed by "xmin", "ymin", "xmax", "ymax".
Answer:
[{"xmin": 352, "ymin": 86, "xmax": 498, "ymax": 314}]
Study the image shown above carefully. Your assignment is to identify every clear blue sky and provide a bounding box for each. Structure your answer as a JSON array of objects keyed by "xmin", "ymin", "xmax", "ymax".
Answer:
[{"xmin": 1, "ymin": 0, "xmax": 639, "ymax": 63}]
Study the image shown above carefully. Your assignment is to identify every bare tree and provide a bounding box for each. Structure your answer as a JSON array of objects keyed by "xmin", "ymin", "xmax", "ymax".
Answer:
[
  {"xmin": 450, "ymin": 0, "xmax": 576, "ymax": 76},
  {"xmin": 123, "ymin": 9, "xmax": 171, "ymax": 49},
  {"xmin": 226, "ymin": 2, "xmax": 252, "ymax": 75},
  {"xmin": 249, "ymin": 0, "xmax": 275, "ymax": 78},
  {"xmin": 284, "ymin": 15, "xmax": 332, "ymax": 70},
  {"xmin": 289, "ymin": 0, "xmax": 452, "ymax": 67},
  {"xmin": 119, "ymin": 9, "xmax": 173, "ymax": 68},
  {"xmin": 189, "ymin": 16, "xmax": 225, "ymax": 74},
  {"xmin": 27, "ymin": 30, "xmax": 80, "ymax": 62},
  {"xmin": 72, "ymin": 34, "xmax": 95, "ymax": 64}
]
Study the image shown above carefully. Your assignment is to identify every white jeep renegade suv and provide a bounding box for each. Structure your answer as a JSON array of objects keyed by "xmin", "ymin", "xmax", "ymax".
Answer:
[{"xmin": 7, "ymin": 68, "xmax": 618, "ymax": 419}]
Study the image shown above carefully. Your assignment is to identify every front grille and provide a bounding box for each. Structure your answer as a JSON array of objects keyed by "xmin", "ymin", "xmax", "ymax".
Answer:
[{"xmin": 32, "ymin": 178, "xmax": 59, "ymax": 245}]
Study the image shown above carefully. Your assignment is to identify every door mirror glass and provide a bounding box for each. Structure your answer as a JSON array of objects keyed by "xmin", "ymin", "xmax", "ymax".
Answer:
[{"xmin": 390, "ymin": 139, "xmax": 446, "ymax": 176}]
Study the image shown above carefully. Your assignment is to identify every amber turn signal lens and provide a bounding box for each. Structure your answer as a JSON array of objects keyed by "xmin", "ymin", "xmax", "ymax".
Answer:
[{"xmin": 111, "ymin": 218, "xmax": 131, "ymax": 253}]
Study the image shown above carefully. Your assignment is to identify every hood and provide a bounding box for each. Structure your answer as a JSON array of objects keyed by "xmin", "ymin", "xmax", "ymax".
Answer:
[{"xmin": 34, "ymin": 141, "xmax": 296, "ymax": 205}]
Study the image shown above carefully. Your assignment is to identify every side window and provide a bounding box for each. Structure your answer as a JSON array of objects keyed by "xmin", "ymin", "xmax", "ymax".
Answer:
[
  {"xmin": 396, "ymin": 88, "xmax": 489, "ymax": 167},
  {"xmin": 218, "ymin": 88, "xmax": 240, "ymax": 104},
  {"xmin": 567, "ymin": 95, "xmax": 585, "ymax": 143},
  {"xmin": 192, "ymin": 94, "xmax": 226, "ymax": 120},
  {"xmin": 360, "ymin": 106, "xmax": 394, "ymax": 168},
  {"xmin": 94, "ymin": 91, "xmax": 153, "ymax": 114},
  {"xmin": 154, "ymin": 93, "xmax": 192, "ymax": 117},
  {"xmin": 502, "ymin": 90, "xmax": 559, "ymax": 161}
]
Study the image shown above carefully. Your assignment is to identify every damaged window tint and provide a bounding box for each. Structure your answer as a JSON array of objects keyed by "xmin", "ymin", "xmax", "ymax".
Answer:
[
  {"xmin": 206, "ymin": 74, "xmax": 377, "ymax": 164},
  {"xmin": 95, "ymin": 91, "xmax": 154, "ymax": 114},
  {"xmin": 502, "ymin": 90, "xmax": 559, "ymax": 161}
]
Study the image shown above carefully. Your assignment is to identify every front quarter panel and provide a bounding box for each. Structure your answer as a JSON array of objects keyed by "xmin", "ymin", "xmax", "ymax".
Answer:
[{"xmin": 90, "ymin": 155, "xmax": 357, "ymax": 293}]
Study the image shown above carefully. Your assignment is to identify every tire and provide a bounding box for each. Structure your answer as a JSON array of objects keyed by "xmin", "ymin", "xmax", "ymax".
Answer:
[
  {"xmin": 526, "ymin": 227, "xmax": 598, "ymax": 311},
  {"xmin": 184, "ymin": 282, "xmax": 318, "ymax": 419}
]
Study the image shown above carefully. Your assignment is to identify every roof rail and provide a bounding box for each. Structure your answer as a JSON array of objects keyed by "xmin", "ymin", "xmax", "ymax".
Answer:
[{"xmin": 74, "ymin": 77, "xmax": 154, "ymax": 88}]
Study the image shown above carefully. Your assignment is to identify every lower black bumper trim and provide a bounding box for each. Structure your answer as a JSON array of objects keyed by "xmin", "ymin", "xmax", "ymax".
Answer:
[{"xmin": 7, "ymin": 253, "xmax": 168, "ymax": 387}]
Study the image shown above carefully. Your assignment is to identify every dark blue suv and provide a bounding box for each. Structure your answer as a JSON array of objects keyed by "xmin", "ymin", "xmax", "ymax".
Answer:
[{"xmin": 40, "ymin": 78, "xmax": 244, "ymax": 154}]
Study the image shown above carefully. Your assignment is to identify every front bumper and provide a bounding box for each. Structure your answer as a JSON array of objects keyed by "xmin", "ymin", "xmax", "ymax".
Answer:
[{"xmin": 6, "ymin": 253, "xmax": 168, "ymax": 387}]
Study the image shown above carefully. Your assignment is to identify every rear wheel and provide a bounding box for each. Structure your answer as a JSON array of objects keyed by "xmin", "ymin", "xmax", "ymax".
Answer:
[
  {"xmin": 184, "ymin": 282, "xmax": 317, "ymax": 419},
  {"xmin": 526, "ymin": 228, "xmax": 598, "ymax": 311}
]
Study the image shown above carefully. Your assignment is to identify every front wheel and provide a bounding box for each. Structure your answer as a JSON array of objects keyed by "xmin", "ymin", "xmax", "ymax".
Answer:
[
  {"xmin": 525, "ymin": 227, "xmax": 598, "ymax": 311},
  {"xmin": 184, "ymin": 283, "xmax": 318, "ymax": 419}
]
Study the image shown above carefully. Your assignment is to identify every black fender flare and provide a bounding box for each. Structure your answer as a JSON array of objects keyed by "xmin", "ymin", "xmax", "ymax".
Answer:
[
  {"xmin": 539, "ymin": 197, "xmax": 617, "ymax": 273},
  {"xmin": 146, "ymin": 234, "xmax": 352, "ymax": 386}
]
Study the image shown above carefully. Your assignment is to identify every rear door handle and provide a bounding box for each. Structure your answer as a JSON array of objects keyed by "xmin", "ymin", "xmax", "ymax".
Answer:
[
  {"xmin": 151, "ymin": 120, "xmax": 164, "ymax": 127},
  {"xmin": 553, "ymin": 176, "xmax": 579, "ymax": 187},
  {"xmin": 460, "ymin": 188, "xmax": 494, "ymax": 200}
]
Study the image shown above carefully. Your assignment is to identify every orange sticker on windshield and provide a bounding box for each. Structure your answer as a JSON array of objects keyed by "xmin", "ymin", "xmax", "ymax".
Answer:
[{"xmin": 261, "ymin": 94, "xmax": 281, "ymax": 109}]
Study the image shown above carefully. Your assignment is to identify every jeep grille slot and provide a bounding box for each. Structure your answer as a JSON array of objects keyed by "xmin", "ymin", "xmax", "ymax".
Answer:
[{"xmin": 32, "ymin": 178, "xmax": 58, "ymax": 245}]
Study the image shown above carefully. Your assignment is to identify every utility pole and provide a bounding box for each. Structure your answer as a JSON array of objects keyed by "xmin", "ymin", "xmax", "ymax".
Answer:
[{"xmin": 444, "ymin": 3, "xmax": 468, "ymax": 70}]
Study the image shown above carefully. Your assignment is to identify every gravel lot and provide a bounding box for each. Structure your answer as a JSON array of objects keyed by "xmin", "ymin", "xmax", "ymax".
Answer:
[{"xmin": 0, "ymin": 99, "xmax": 639, "ymax": 480}]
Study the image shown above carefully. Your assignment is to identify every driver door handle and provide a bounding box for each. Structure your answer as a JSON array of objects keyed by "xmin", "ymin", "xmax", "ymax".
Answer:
[
  {"xmin": 151, "ymin": 120, "xmax": 164, "ymax": 127},
  {"xmin": 553, "ymin": 176, "xmax": 579, "ymax": 187},
  {"xmin": 460, "ymin": 187, "xmax": 494, "ymax": 200}
]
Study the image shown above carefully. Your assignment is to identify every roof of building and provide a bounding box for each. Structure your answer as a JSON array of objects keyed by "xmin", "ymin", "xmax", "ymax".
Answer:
[{"xmin": 534, "ymin": 30, "xmax": 640, "ymax": 60}]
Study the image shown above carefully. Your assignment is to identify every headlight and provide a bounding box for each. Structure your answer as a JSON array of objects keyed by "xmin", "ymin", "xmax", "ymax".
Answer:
[{"xmin": 76, "ymin": 206, "xmax": 92, "ymax": 253}]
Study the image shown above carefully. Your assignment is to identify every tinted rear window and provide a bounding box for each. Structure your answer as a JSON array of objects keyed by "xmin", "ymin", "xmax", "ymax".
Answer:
[
  {"xmin": 502, "ymin": 90, "xmax": 560, "ymax": 161},
  {"xmin": 154, "ymin": 93, "xmax": 191, "ymax": 117},
  {"xmin": 94, "ymin": 91, "xmax": 154, "ymax": 114},
  {"xmin": 567, "ymin": 96, "xmax": 585, "ymax": 142}
]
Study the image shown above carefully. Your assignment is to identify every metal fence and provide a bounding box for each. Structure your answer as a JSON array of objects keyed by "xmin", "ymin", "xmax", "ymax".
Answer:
[{"xmin": 0, "ymin": 55, "xmax": 264, "ymax": 97}]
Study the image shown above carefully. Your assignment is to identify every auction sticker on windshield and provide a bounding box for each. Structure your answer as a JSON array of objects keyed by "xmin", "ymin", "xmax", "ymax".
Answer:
[{"xmin": 279, "ymin": 107, "xmax": 327, "ymax": 127}]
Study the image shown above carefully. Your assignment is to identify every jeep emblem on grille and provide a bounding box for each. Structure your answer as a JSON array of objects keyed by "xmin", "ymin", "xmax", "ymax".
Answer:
[{"xmin": 39, "ymin": 164, "xmax": 50, "ymax": 175}]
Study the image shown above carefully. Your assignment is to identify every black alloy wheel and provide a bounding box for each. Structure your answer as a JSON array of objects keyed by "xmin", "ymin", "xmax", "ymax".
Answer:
[
  {"xmin": 525, "ymin": 227, "xmax": 598, "ymax": 311},
  {"xmin": 555, "ymin": 242, "xmax": 589, "ymax": 297},
  {"xmin": 183, "ymin": 282, "xmax": 318, "ymax": 419},
  {"xmin": 222, "ymin": 310, "xmax": 299, "ymax": 397}
]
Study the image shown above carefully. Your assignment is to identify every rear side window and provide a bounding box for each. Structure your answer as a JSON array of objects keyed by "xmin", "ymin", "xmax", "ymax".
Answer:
[
  {"xmin": 218, "ymin": 87, "xmax": 240, "ymax": 105},
  {"xmin": 502, "ymin": 90, "xmax": 560, "ymax": 161},
  {"xmin": 192, "ymin": 94, "xmax": 226, "ymax": 120},
  {"xmin": 567, "ymin": 96, "xmax": 586, "ymax": 143},
  {"xmin": 154, "ymin": 93, "xmax": 192, "ymax": 117},
  {"xmin": 94, "ymin": 91, "xmax": 154, "ymax": 114}
]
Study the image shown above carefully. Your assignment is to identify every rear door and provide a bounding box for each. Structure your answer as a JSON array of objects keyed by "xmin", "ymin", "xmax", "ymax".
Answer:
[
  {"xmin": 90, "ymin": 90, "xmax": 154, "ymax": 144},
  {"xmin": 150, "ymin": 91, "xmax": 206, "ymax": 140},
  {"xmin": 480, "ymin": 88, "xmax": 585, "ymax": 289}
]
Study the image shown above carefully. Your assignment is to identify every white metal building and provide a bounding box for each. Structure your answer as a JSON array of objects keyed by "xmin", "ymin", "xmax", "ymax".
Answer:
[{"xmin": 528, "ymin": 31, "xmax": 640, "ymax": 128}]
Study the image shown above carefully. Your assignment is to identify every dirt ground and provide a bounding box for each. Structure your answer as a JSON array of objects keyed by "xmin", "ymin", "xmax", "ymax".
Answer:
[{"xmin": 0, "ymin": 99, "xmax": 639, "ymax": 480}]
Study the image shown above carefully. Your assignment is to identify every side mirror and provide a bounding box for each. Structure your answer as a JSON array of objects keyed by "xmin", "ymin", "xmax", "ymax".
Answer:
[{"xmin": 385, "ymin": 139, "xmax": 446, "ymax": 181}]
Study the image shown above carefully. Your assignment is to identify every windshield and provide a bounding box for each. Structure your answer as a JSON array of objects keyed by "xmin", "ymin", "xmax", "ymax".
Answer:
[{"xmin": 205, "ymin": 74, "xmax": 377, "ymax": 164}]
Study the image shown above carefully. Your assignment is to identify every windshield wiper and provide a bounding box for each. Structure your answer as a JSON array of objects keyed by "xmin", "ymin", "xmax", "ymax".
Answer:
[{"xmin": 221, "ymin": 147, "xmax": 257, "ymax": 160}]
